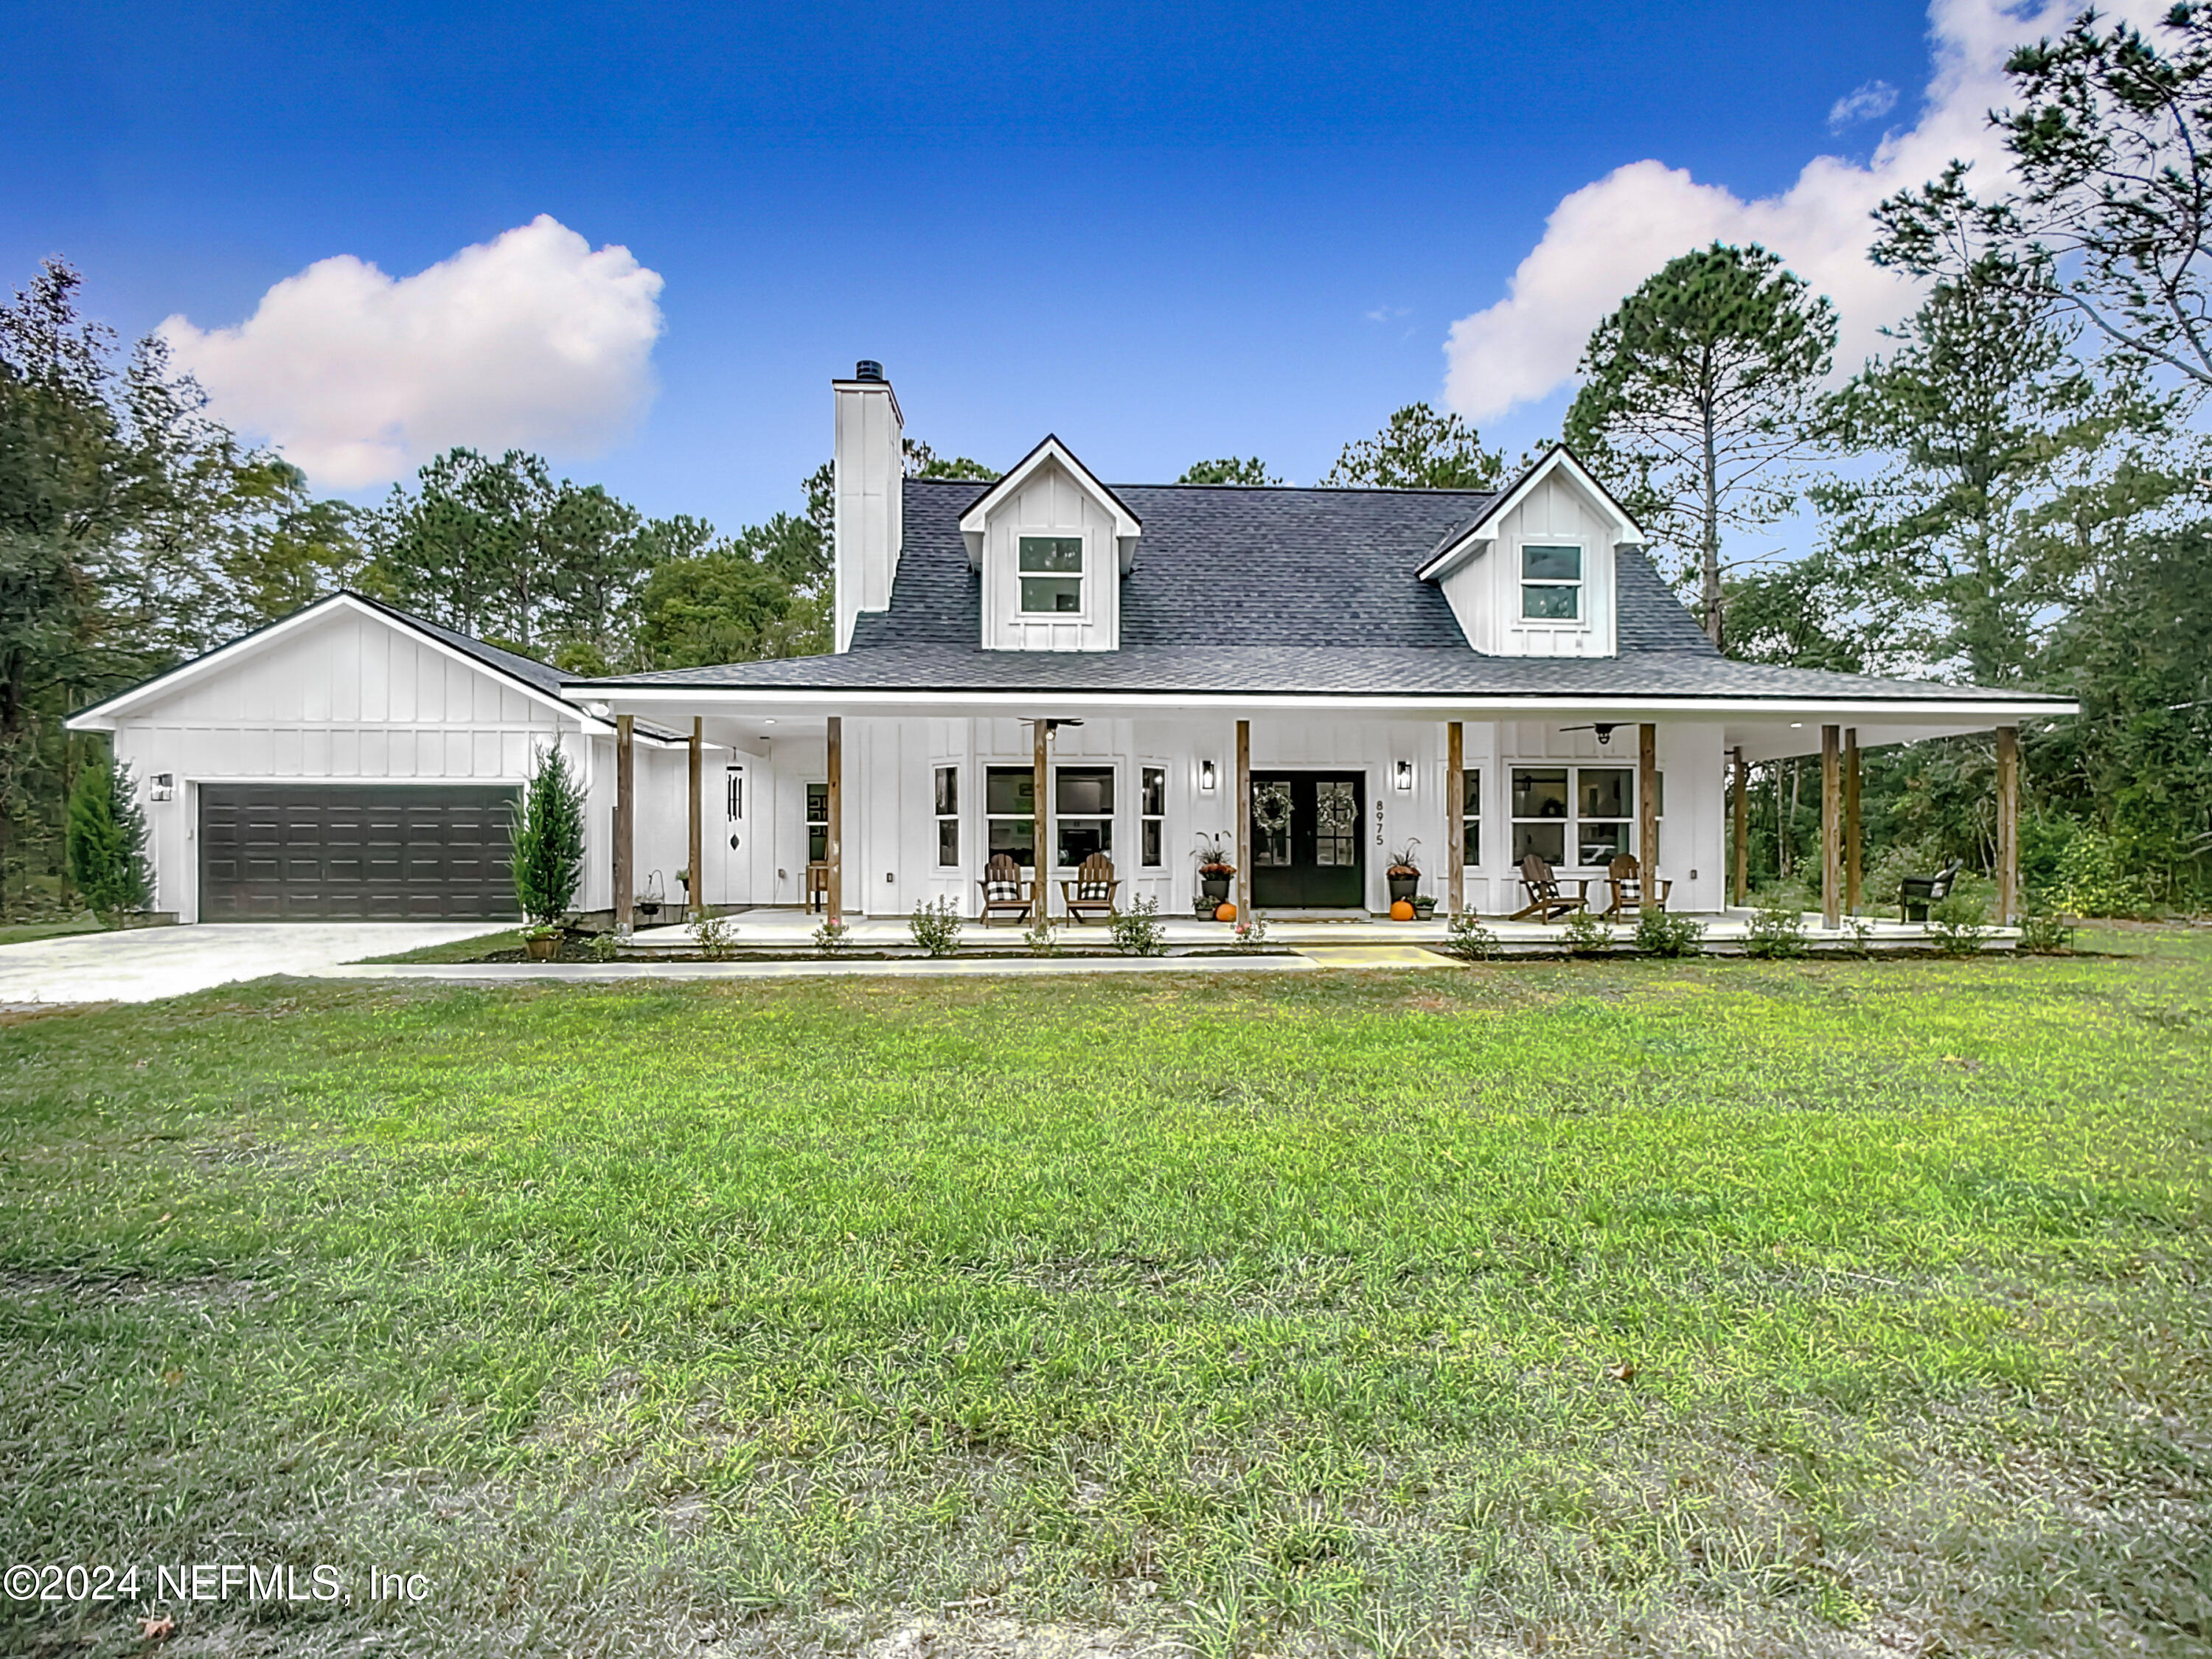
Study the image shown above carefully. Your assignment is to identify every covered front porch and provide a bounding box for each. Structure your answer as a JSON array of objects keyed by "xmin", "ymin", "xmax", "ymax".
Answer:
[{"xmin": 579, "ymin": 689, "xmax": 2052, "ymax": 939}]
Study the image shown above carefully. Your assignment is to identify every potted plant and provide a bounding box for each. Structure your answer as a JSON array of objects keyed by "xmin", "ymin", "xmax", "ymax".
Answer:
[
  {"xmin": 1411, "ymin": 893, "xmax": 1436, "ymax": 921},
  {"xmin": 1386, "ymin": 840, "xmax": 1422, "ymax": 905},
  {"xmin": 521, "ymin": 922, "xmax": 565, "ymax": 961},
  {"xmin": 1193, "ymin": 834, "xmax": 1235, "ymax": 906}
]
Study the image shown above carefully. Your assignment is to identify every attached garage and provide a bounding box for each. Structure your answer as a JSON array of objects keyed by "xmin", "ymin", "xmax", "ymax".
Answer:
[{"xmin": 198, "ymin": 784, "xmax": 521, "ymax": 921}]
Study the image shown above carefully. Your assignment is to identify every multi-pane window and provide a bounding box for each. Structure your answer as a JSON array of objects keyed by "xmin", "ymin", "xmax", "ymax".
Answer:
[
  {"xmin": 806, "ymin": 782, "xmax": 828, "ymax": 863},
  {"xmin": 934, "ymin": 766, "xmax": 959, "ymax": 867},
  {"xmin": 1054, "ymin": 767, "xmax": 1113, "ymax": 866},
  {"xmin": 985, "ymin": 767, "xmax": 1036, "ymax": 869},
  {"xmin": 1018, "ymin": 535, "xmax": 1083, "ymax": 614},
  {"xmin": 1520, "ymin": 543, "xmax": 1582, "ymax": 620},
  {"xmin": 1510, "ymin": 765, "xmax": 1659, "ymax": 867},
  {"xmin": 1461, "ymin": 768, "xmax": 1481, "ymax": 866},
  {"xmin": 1140, "ymin": 766, "xmax": 1165, "ymax": 866},
  {"xmin": 1315, "ymin": 779, "xmax": 1358, "ymax": 866}
]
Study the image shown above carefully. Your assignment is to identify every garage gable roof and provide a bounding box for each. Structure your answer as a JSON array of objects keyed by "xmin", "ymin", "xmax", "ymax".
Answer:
[{"xmin": 65, "ymin": 591, "xmax": 675, "ymax": 740}]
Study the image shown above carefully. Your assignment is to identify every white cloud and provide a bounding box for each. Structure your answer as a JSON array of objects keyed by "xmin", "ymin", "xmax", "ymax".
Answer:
[
  {"xmin": 1441, "ymin": 0, "xmax": 2170, "ymax": 425},
  {"xmin": 161, "ymin": 215, "xmax": 665, "ymax": 490},
  {"xmin": 1828, "ymin": 79, "xmax": 1901, "ymax": 132}
]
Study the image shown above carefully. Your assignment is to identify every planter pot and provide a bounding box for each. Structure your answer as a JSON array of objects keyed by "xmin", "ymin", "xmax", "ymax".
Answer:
[
  {"xmin": 1387, "ymin": 873, "xmax": 1419, "ymax": 903},
  {"xmin": 1411, "ymin": 900, "xmax": 1436, "ymax": 920},
  {"xmin": 1200, "ymin": 874, "xmax": 1231, "ymax": 903},
  {"xmin": 524, "ymin": 935, "xmax": 560, "ymax": 961},
  {"xmin": 1193, "ymin": 897, "xmax": 1218, "ymax": 919}
]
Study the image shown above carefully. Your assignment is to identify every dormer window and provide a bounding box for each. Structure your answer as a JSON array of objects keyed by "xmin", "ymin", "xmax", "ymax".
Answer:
[
  {"xmin": 1018, "ymin": 536, "xmax": 1084, "ymax": 613},
  {"xmin": 1520, "ymin": 544, "xmax": 1582, "ymax": 621}
]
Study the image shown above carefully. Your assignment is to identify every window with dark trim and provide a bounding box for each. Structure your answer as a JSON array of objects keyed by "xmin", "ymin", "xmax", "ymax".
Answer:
[
  {"xmin": 1461, "ymin": 767, "xmax": 1480, "ymax": 866},
  {"xmin": 1140, "ymin": 766, "xmax": 1165, "ymax": 866},
  {"xmin": 1054, "ymin": 766, "xmax": 1113, "ymax": 866},
  {"xmin": 985, "ymin": 767, "xmax": 1036, "ymax": 869}
]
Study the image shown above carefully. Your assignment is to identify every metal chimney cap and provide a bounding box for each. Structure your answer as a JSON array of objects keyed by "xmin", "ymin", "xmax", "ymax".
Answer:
[{"xmin": 853, "ymin": 359, "xmax": 885, "ymax": 382}]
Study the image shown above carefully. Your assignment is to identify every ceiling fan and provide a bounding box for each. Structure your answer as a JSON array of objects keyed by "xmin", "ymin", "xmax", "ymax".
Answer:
[{"xmin": 1559, "ymin": 722, "xmax": 1621, "ymax": 745}]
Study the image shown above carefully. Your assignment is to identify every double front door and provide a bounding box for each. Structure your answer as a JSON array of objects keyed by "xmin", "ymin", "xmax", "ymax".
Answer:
[{"xmin": 1250, "ymin": 771, "xmax": 1366, "ymax": 908}]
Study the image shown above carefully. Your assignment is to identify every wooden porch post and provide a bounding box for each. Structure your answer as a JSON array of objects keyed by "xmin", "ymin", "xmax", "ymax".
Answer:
[
  {"xmin": 1032, "ymin": 718, "xmax": 1048, "ymax": 923},
  {"xmin": 1820, "ymin": 723, "xmax": 1842, "ymax": 929},
  {"xmin": 1996, "ymin": 724, "xmax": 2020, "ymax": 925},
  {"xmin": 1843, "ymin": 726, "xmax": 1862, "ymax": 917},
  {"xmin": 826, "ymin": 715, "xmax": 843, "ymax": 923},
  {"xmin": 1446, "ymin": 720, "xmax": 1465, "ymax": 917},
  {"xmin": 1235, "ymin": 718, "xmax": 1251, "ymax": 920},
  {"xmin": 1637, "ymin": 723, "xmax": 1659, "ymax": 886},
  {"xmin": 1731, "ymin": 745, "xmax": 1748, "ymax": 907},
  {"xmin": 614, "ymin": 714, "xmax": 635, "ymax": 933},
  {"xmin": 687, "ymin": 717, "xmax": 703, "ymax": 922}
]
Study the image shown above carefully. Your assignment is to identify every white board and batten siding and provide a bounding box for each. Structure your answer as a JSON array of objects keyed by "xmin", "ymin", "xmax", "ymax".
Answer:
[
  {"xmin": 979, "ymin": 457, "xmax": 1122, "ymax": 652},
  {"xmin": 108, "ymin": 606, "xmax": 589, "ymax": 921},
  {"xmin": 1434, "ymin": 470, "xmax": 1621, "ymax": 658}
]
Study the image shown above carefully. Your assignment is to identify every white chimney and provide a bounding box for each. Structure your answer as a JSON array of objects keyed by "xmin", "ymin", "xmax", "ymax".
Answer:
[{"xmin": 832, "ymin": 359, "xmax": 902, "ymax": 653}]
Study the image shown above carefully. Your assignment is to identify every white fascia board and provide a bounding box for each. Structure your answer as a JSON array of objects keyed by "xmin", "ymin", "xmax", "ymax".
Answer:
[
  {"xmin": 64, "ymin": 591, "xmax": 618, "ymax": 737},
  {"xmin": 581, "ymin": 685, "xmax": 2077, "ymax": 723},
  {"xmin": 1416, "ymin": 446, "xmax": 1646, "ymax": 582},
  {"xmin": 956, "ymin": 435, "xmax": 1143, "ymax": 545}
]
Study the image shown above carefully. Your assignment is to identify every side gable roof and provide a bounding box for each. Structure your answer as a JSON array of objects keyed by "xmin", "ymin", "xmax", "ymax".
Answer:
[
  {"xmin": 1416, "ymin": 445, "xmax": 1647, "ymax": 582},
  {"xmin": 956, "ymin": 434, "xmax": 1144, "ymax": 547}
]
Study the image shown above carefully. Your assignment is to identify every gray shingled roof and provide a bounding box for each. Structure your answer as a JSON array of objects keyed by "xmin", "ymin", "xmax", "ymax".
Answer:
[{"xmin": 577, "ymin": 478, "xmax": 2059, "ymax": 705}]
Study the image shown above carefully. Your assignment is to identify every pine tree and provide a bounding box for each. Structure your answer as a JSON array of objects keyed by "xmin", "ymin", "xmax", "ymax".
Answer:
[
  {"xmin": 509, "ymin": 745, "xmax": 587, "ymax": 925},
  {"xmin": 64, "ymin": 756, "xmax": 149, "ymax": 923}
]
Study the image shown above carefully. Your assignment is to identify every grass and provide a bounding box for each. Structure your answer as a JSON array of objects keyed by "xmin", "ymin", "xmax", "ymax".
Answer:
[
  {"xmin": 2, "ymin": 931, "xmax": 2208, "ymax": 1658},
  {"xmin": 351, "ymin": 927, "xmax": 528, "ymax": 963},
  {"xmin": 0, "ymin": 914, "xmax": 106, "ymax": 948}
]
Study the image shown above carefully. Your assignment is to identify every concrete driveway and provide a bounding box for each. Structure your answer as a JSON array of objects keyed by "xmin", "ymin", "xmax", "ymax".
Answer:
[{"xmin": 0, "ymin": 922, "xmax": 501, "ymax": 1006}]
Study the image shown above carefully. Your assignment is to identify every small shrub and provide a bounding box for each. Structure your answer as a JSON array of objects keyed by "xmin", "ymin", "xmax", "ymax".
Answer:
[
  {"xmin": 1744, "ymin": 893, "xmax": 1809, "ymax": 959},
  {"xmin": 2017, "ymin": 910, "xmax": 2076, "ymax": 955},
  {"xmin": 2051, "ymin": 827, "xmax": 2152, "ymax": 918},
  {"xmin": 908, "ymin": 897, "xmax": 963, "ymax": 957},
  {"xmin": 1110, "ymin": 896, "xmax": 1166, "ymax": 956},
  {"xmin": 1927, "ymin": 891, "xmax": 1992, "ymax": 956},
  {"xmin": 1840, "ymin": 917, "xmax": 1876, "ymax": 956},
  {"xmin": 1023, "ymin": 917, "xmax": 1061, "ymax": 956},
  {"xmin": 1441, "ymin": 911, "xmax": 1502, "ymax": 961},
  {"xmin": 813, "ymin": 917, "xmax": 852, "ymax": 953},
  {"xmin": 588, "ymin": 931, "xmax": 619, "ymax": 962},
  {"xmin": 65, "ymin": 757, "xmax": 150, "ymax": 925},
  {"xmin": 689, "ymin": 914, "xmax": 737, "ymax": 960},
  {"xmin": 1633, "ymin": 907, "xmax": 1705, "ymax": 958},
  {"xmin": 1233, "ymin": 915, "xmax": 1269, "ymax": 949},
  {"xmin": 1560, "ymin": 908, "xmax": 1614, "ymax": 956}
]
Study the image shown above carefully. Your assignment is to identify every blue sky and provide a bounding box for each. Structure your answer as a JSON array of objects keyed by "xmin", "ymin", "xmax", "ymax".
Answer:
[{"xmin": 5, "ymin": 1, "xmax": 1971, "ymax": 532}]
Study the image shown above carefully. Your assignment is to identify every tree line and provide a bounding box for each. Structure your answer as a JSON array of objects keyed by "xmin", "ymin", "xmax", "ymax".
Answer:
[{"xmin": 6, "ymin": 6, "xmax": 2208, "ymax": 917}]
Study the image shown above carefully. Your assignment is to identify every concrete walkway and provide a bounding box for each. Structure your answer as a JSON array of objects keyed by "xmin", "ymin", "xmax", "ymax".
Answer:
[{"xmin": 0, "ymin": 922, "xmax": 498, "ymax": 1006}]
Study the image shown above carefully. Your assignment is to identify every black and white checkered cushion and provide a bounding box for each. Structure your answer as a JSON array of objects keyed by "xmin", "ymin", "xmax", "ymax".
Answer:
[
  {"xmin": 986, "ymin": 879, "xmax": 1022, "ymax": 901},
  {"xmin": 1077, "ymin": 880, "xmax": 1110, "ymax": 900}
]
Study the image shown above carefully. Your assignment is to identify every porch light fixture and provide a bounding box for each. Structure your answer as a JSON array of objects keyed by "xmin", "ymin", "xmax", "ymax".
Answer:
[
  {"xmin": 1394, "ymin": 759, "xmax": 1414, "ymax": 792},
  {"xmin": 1200, "ymin": 759, "xmax": 1217, "ymax": 793},
  {"xmin": 584, "ymin": 701, "xmax": 611, "ymax": 718},
  {"xmin": 149, "ymin": 773, "xmax": 174, "ymax": 801}
]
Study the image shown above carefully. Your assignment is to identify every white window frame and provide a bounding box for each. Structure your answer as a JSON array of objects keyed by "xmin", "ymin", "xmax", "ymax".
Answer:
[
  {"xmin": 1460, "ymin": 765, "xmax": 1481, "ymax": 867},
  {"xmin": 1517, "ymin": 539, "xmax": 1587, "ymax": 626},
  {"xmin": 1015, "ymin": 530, "xmax": 1091, "ymax": 621},
  {"xmin": 1509, "ymin": 763, "xmax": 1662, "ymax": 870},
  {"xmin": 933, "ymin": 765, "xmax": 960, "ymax": 869},
  {"xmin": 1052, "ymin": 762, "xmax": 1116, "ymax": 872},
  {"xmin": 1139, "ymin": 765, "xmax": 1166, "ymax": 867}
]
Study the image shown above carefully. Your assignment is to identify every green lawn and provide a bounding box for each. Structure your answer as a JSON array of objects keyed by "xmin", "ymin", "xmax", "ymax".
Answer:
[
  {"xmin": 3, "ymin": 935, "xmax": 2208, "ymax": 1658},
  {"xmin": 0, "ymin": 914, "xmax": 105, "ymax": 948}
]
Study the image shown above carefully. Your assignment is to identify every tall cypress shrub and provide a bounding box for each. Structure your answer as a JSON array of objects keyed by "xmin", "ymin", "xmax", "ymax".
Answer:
[
  {"xmin": 65, "ymin": 758, "xmax": 150, "ymax": 924},
  {"xmin": 510, "ymin": 744, "xmax": 587, "ymax": 925}
]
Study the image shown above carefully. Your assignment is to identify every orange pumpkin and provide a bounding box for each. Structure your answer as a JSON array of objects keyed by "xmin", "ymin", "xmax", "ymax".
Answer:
[
  {"xmin": 1390, "ymin": 899, "xmax": 1416, "ymax": 922},
  {"xmin": 1215, "ymin": 902, "xmax": 1237, "ymax": 922}
]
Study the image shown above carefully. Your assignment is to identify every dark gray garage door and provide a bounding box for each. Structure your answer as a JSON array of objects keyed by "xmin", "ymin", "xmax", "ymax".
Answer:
[{"xmin": 198, "ymin": 785, "xmax": 521, "ymax": 921}]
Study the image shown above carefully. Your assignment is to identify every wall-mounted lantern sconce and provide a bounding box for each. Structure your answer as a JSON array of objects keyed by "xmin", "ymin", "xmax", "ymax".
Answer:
[
  {"xmin": 1393, "ymin": 759, "xmax": 1414, "ymax": 793},
  {"xmin": 149, "ymin": 773, "xmax": 174, "ymax": 801},
  {"xmin": 1199, "ymin": 759, "xmax": 1217, "ymax": 793}
]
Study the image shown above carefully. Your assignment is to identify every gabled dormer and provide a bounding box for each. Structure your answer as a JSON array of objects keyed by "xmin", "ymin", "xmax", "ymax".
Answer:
[
  {"xmin": 1416, "ymin": 445, "xmax": 1645, "ymax": 658},
  {"xmin": 959, "ymin": 436, "xmax": 1141, "ymax": 652}
]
